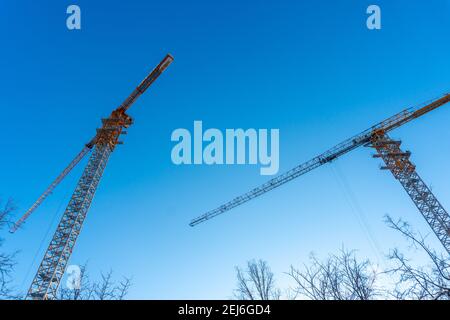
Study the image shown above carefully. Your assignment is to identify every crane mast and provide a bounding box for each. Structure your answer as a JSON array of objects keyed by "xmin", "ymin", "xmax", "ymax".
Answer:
[
  {"xmin": 370, "ymin": 132, "xmax": 450, "ymax": 253},
  {"xmin": 189, "ymin": 94, "xmax": 450, "ymax": 254},
  {"xmin": 27, "ymin": 54, "xmax": 173, "ymax": 300}
]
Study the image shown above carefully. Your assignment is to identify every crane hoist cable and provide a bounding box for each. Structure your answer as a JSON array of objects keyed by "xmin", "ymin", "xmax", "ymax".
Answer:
[{"xmin": 329, "ymin": 162, "xmax": 384, "ymax": 263}]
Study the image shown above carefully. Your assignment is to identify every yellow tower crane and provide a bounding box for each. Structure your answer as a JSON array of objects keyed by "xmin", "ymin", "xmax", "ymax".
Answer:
[{"xmin": 12, "ymin": 54, "xmax": 173, "ymax": 300}]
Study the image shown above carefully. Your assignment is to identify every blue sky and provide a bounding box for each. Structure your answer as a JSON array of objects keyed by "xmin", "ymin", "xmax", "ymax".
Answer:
[{"xmin": 1, "ymin": 0, "xmax": 450, "ymax": 298}]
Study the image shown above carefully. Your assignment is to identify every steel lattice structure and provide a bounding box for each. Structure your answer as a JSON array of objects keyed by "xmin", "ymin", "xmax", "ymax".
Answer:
[
  {"xmin": 19, "ymin": 54, "xmax": 173, "ymax": 300},
  {"xmin": 10, "ymin": 144, "xmax": 93, "ymax": 233},
  {"xmin": 190, "ymin": 94, "xmax": 450, "ymax": 255},
  {"xmin": 370, "ymin": 132, "xmax": 450, "ymax": 254},
  {"xmin": 13, "ymin": 50, "xmax": 450, "ymax": 298},
  {"xmin": 28, "ymin": 144, "xmax": 113, "ymax": 299}
]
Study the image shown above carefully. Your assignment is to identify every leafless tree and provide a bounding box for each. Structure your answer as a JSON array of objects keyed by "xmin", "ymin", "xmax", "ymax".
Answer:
[
  {"xmin": 0, "ymin": 199, "xmax": 17, "ymax": 299},
  {"xmin": 93, "ymin": 271, "xmax": 131, "ymax": 300},
  {"xmin": 234, "ymin": 259, "xmax": 281, "ymax": 300},
  {"xmin": 95, "ymin": 270, "xmax": 115, "ymax": 300},
  {"xmin": 115, "ymin": 276, "xmax": 132, "ymax": 300},
  {"xmin": 384, "ymin": 215, "xmax": 450, "ymax": 300},
  {"xmin": 57, "ymin": 266, "xmax": 132, "ymax": 300},
  {"xmin": 287, "ymin": 248, "xmax": 379, "ymax": 300}
]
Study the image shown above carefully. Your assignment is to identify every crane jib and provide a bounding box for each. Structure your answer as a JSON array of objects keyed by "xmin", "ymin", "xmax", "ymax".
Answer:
[
  {"xmin": 119, "ymin": 54, "xmax": 173, "ymax": 112},
  {"xmin": 15, "ymin": 54, "xmax": 174, "ymax": 237},
  {"xmin": 189, "ymin": 93, "xmax": 450, "ymax": 227}
]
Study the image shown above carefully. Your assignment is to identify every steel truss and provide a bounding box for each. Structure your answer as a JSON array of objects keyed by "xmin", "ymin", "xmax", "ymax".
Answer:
[
  {"xmin": 24, "ymin": 54, "xmax": 173, "ymax": 300},
  {"xmin": 370, "ymin": 132, "xmax": 450, "ymax": 254},
  {"xmin": 27, "ymin": 112, "xmax": 131, "ymax": 300}
]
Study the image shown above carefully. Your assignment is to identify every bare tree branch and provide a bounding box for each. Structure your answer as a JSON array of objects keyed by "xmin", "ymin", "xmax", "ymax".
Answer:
[
  {"xmin": 115, "ymin": 277, "xmax": 132, "ymax": 300},
  {"xmin": 384, "ymin": 215, "xmax": 450, "ymax": 300},
  {"xmin": 57, "ymin": 266, "xmax": 132, "ymax": 300},
  {"xmin": 0, "ymin": 199, "xmax": 18, "ymax": 299},
  {"xmin": 287, "ymin": 249, "xmax": 379, "ymax": 300},
  {"xmin": 234, "ymin": 259, "xmax": 280, "ymax": 300}
]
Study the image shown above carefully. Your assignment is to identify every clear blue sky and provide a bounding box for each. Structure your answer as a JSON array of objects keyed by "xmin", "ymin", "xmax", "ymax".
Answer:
[{"xmin": 1, "ymin": 0, "xmax": 450, "ymax": 298}]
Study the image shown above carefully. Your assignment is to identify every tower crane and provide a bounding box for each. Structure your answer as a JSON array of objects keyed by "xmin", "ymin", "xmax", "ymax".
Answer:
[
  {"xmin": 12, "ymin": 54, "xmax": 174, "ymax": 300},
  {"xmin": 189, "ymin": 94, "xmax": 450, "ymax": 255}
]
